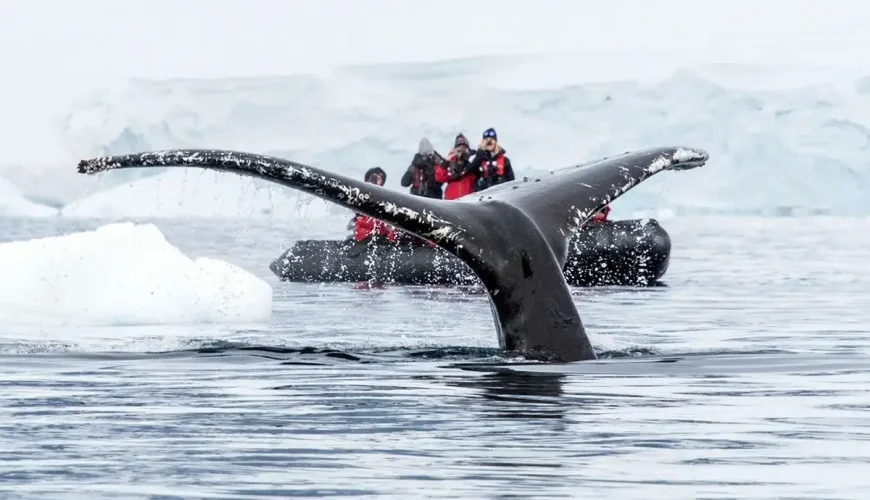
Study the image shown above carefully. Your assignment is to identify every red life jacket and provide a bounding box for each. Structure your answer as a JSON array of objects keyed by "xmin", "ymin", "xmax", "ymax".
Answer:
[
  {"xmin": 480, "ymin": 153, "xmax": 506, "ymax": 179},
  {"xmin": 353, "ymin": 215, "xmax": 396, "ymax": 242},
  {"xmin": 590, "ymin": 205, "xmax": 611, "ymax": 223},
  {"xmin": 435, "ymin": 152, "xmax": 477, "ymax": 200}
]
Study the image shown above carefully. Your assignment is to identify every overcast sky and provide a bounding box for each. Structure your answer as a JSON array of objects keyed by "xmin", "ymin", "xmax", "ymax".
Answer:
[
  {"xmin": 1, "ymin": 0, "xmax": 868, "ymax": 165},
  {"xmin": 2, "ymin": 0, "xmax": 869, "ymax": 85}
]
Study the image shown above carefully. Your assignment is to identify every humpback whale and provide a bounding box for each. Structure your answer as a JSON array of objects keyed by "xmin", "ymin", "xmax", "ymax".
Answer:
[{"xmin": 77, "ymin": 146, "xmax": 709, "ymax": 362}]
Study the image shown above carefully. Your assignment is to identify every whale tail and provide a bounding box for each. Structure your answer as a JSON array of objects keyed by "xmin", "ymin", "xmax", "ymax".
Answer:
[{"xmin": 78, "ymin": 146, "xmax": 709, "ymax": 362}]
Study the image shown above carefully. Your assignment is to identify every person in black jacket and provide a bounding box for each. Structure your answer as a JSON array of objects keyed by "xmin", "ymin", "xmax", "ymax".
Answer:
[
  {"xmin": 401, "ymin": 137, "xmax": 444, "ymax": 199},
  {"xmin": 470, "ymin": 128, "xmax": 515, "ymax": 192}
]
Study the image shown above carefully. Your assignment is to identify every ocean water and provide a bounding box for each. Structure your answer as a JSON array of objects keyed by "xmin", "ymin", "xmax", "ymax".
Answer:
[{"xmin": 1, "ymin": 215, "xmax": 869, "ymax": 499}]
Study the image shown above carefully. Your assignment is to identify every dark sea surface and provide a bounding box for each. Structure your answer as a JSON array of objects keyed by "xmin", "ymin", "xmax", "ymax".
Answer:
[{"xmin": 1, "ymin": 215, "xmax": 868, "ymax": 499}]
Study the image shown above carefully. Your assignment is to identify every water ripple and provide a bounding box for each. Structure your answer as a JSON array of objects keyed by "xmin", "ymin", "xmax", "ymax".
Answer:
[{"xmin": 1, "ymin": 216, "xmax": 869, "ymax": 498}]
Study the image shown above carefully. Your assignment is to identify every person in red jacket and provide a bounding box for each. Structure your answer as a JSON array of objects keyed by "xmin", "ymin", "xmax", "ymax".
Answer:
[
  {"xmin": 592, "ymin": 205, "xmax": 611, "ymax": 222},
  {"xmin": 352, "ymin": 167, "xmax": 397, "ymax": 243},
  {"xmin": 588, "ymin": 205, "xmax": 611, "ymax": 223},
  {"xmin": 435, "ymin": 133, "xmax": 479, "ymax": 200}
]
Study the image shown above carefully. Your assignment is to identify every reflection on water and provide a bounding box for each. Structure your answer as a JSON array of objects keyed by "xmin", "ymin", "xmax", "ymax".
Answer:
[{"xmin": 446, "ymin": 369, "xmax": 567, "ymax": 420}]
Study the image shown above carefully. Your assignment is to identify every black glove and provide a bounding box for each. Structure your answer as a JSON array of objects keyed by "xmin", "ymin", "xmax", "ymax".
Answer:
[{"xmin": 447, "ymin": 163, "xmax": 461, "ymax": 179}]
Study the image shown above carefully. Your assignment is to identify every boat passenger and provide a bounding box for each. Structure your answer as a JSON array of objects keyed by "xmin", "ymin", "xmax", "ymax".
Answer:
[
  {"xmin": 401, "ymin": 138, "xmax": 444, "ymax": 199},
  {"xmin": 435, "ymin": 133, "xmax": 479, "ymax": 200},
  {"xmin": 471, "ymin": 127, "xmax": 515, "ymax": 191},
  {"xmin": 352, "ymin": 167, "xmax": 397, "ymax": 243},
  {"xmin": 591, "ymin": 205, "xmax": 611, "ymax": 223}
]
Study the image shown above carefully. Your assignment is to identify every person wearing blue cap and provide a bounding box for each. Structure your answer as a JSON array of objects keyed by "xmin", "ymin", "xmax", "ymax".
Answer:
[{"xmin": 469, "ymin": 127, "xmax": 515, "ymax": 191}]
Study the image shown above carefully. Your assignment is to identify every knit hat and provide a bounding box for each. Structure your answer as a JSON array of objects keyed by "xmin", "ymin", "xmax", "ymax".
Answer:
[
  {"xmin": 418, "ymin": 137, "xmax": 435, "ymax": 155},
  {"xmin": 454, "ymin": 133, "xmax": 469, "ymax": 147},
  {"xmin": 482, "ymin": 128, "xmax": 497, "ymax": 140}
]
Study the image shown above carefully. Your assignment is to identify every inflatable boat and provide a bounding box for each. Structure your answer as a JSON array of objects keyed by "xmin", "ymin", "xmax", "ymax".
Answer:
[{"xmin": 269, "ymin": 219, "xmax": 671, "ymax": 287}]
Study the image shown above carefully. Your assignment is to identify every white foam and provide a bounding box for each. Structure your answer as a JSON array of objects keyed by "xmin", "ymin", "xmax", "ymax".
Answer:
[
  {"xmin": 0, "ymin": 176, "xmax": 58, "ymax": 217},
  {"xmin": 0, "ymin": 222, "xmax": 272, "ymax": 326},
  {"xmin": 61, "ymin": 168, "xmax": 347, "ymax": 219}
]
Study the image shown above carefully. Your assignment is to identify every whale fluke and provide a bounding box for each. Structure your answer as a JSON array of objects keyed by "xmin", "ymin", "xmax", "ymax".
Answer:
[
  {"xmin": 77, "ymin": 146, "xmax": 709, "ymax": 362},
  {"xmin": 473, "ymin": 148, "xmax": 708, "ymax": 268}
]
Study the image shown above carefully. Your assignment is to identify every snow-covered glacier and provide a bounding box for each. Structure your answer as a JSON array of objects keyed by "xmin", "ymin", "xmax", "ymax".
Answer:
[
  {"xmin": 0, "ymin": 176, "xmax": 58, "ymax": 217},
  {"xmin": 37, "ymin": 56, "xmax": 870, "ymax": 216}
]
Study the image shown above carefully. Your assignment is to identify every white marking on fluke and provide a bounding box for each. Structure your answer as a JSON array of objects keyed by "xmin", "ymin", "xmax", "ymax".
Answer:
[{"xmin": 75, "ymin": 146, "xmax": 711, "ymax": 363}]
